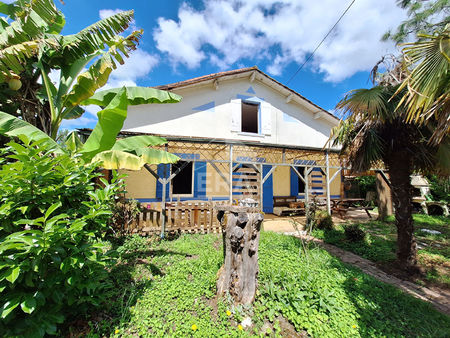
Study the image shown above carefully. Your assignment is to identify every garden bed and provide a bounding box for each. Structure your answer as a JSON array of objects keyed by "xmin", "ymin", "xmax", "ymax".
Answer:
[
  {"xmin": 313, "ymin": 214, "xmax": 450, "ymax": 288},
  {"xmin": 68, "ymin": 231, "xmax": 450, "ymax": 337}
]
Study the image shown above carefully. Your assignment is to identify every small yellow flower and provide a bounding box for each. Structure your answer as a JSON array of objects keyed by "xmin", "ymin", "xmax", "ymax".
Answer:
[
  {"xmin": 192, "ymin": 324, "xmax": 198, "ymax": 331},
  {"xmin": 115, "ymin": 329, "xmax": 120, "ymax": 334},
  {"xmin": 226, "ymin": 310, "xmax": 232, "ymax": 316},
  {"xmin": 238, "ymin": 324, "xmax": 243, "ymax": 330},
  {"xmin": 352, "ymin": 325, "xmax": 357, "ymax": 329}
]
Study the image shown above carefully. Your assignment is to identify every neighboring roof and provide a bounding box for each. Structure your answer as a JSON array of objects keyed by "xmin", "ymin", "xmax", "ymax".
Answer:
[{"xmin": 154, "ymin": 66, "xmax": 339, "ymax": 124}]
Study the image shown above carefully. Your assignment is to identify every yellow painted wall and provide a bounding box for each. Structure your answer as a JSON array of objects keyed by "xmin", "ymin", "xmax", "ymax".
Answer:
[
  {"xmin": 119, "ymin": 168, "xmax": 157, "ymax": 199},
  {"xmin": 273, "ymin": 166, "xmax": 291, "ymax": 196},
  {"xmin": 206, "ymin": 163, "xmax": 229, "ymax": 197},
  {"xmin": 329, "ymin": 168, "xmax": 342, "ymax": 197}
]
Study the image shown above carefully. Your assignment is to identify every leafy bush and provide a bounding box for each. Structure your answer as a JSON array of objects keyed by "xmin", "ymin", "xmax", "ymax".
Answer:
[
  {"xmin": 343, "ymin": 224, "xmax": 366, "ymax": 242},
  {"xmin": 354, "ymin": 175, "xmax": 377, "ymax": 198},
  {"xmin": 110, "ymin": 197, "xmax": 142, "ymax": 235},
  {"xmin": 0, "ymin": 141, "xmax": 122, "ymax": 336},
  {"xmin": 427, "ymin": 175, "xmax": 450, "ymax": 202},
  {"xmin": 314, "ymin": 210, "xmax": 333, "ymax": 230}
]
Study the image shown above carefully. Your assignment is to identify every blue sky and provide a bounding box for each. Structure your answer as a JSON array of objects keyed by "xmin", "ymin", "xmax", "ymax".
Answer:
[{"xmin": 49, "ymin": 1, "xmax": 406, "ymax": 129}]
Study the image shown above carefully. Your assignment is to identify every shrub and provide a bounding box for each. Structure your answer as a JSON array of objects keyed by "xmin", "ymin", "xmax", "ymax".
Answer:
[
  {"xmin": 0, "ymin": 141, "xmax": 123, "ymax": 336},
  {"xmin": 314, "ymin": 210, "xmax": 333, "ymax": 230},
  {"xmin": 344, "ymin": 224, "xmax": 366, "ymax": 242},
  {"xmin": 110, "ymin": 197, "xmax": 141, "ymax": 235}
]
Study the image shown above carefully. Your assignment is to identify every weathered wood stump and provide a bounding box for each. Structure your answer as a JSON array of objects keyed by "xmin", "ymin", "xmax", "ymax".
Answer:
[{"xmin": 215, "ymin": 205, "xmax": 264, "ymax": 304}]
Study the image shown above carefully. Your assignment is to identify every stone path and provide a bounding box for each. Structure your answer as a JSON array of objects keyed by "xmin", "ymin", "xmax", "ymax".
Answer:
[{"xmin": 284, "ymin": 231, "xmax": 450, "ymax": 316}]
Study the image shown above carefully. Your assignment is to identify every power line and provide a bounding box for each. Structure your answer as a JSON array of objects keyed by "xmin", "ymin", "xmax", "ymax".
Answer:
[{"xmin": 286, "ymin": 0, "xmax": 357, "ymax": 85}]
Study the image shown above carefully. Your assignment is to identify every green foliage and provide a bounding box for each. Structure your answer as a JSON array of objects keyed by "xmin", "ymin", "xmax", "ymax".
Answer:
[
  {"xmin": 383, "ymin": 0, "xmax": 450, "ymax": 43},
  {"xmin": 313, "ymin": 210, "xmax": 333, "ymax": 230},
  {"xmin": 111, "ymin": 198, "xmax": 142, "ymax": 235},
  {"xmin": 81, "ymin": 232, "xmax": 450, "ymax": 337},
  {"xmin": 0, "ymin": 141, "xmax": 122, "ymax": 336},
  {"xmin": 354, "ymin": 175, "xmax": 377, "ymax": 199},
  {"xmin": 343, "ymin": 224, "xmax": 366, "ymax": 242},
  {"xmin": 314, "ymin": 215, "xmax": 450, "ymax": 287},
  {"xmin": 427, "ymin": 174, "xmax": 450, "ymax": 202}
]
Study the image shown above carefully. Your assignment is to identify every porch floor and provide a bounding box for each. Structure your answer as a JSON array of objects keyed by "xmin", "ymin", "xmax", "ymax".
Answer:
[{"xmin": 263, "ymin": 209, "xmax": 378, "ymax": 233}]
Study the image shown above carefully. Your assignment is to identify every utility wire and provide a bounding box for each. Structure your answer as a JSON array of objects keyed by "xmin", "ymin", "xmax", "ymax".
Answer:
[{"xmin": 286, "ymin": 0, "xmax": 357, "ymax": 85}]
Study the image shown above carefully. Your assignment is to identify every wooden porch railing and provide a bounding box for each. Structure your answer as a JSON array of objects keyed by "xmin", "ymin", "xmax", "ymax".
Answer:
[{"xmin": 125, "ymin": 200, "xmax": 229, "ymax": 235}]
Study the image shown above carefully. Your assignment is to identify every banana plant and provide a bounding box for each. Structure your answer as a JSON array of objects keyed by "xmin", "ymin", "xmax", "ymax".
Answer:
[
  {"xmin": 0, "ymin": 86, "xmax": 182, "ymax": 170},
  {"xmin": 0, "ymin": 0, "xmax": 140, "ymax": 137}
]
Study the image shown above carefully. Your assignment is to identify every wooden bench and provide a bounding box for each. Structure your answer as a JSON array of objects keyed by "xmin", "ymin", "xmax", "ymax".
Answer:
[{"xmin": 273, "ymin": 196, "xmax": 305, "ymax": 216}]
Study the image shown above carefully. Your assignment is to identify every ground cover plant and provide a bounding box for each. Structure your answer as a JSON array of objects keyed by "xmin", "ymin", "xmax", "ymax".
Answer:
[
  {"xmin": 75, "ymin": 231, "xmax": 450, "ymax": 337},
  {"xmin": 0, "ymin": 140, "xmax": 122, "ymax": 336},
  {"xmin": 313, "ymin": 214, "xmax": 450, "ymax": 287}
]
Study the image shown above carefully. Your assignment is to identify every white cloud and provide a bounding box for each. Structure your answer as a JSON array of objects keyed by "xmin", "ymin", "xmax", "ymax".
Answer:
[
  {"xmin": 153, "ymin": 0, "xmax": 406, "ymax": 82},
  {"xmin": 99, "ymin": 8, "xmax": 124, "ymax": 20}
]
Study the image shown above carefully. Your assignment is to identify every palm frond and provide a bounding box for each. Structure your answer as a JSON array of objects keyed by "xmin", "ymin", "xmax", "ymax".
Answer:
[
  {"xmin": 336, "ymin": 86, "xmax": 398, "ymax": 122},
  {"xmin": 396, "ymin": 26, "xmax": 450, "ymax": 144}
]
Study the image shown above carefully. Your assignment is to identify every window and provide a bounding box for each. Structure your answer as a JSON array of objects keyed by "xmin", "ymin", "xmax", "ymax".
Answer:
[
  {"xmin": 172, "ymin": 161, "xmax": 193, "ymax": 195},
  {"xmin": 241, "ymin": 101, "xmax": 259, "ymax": 133}
]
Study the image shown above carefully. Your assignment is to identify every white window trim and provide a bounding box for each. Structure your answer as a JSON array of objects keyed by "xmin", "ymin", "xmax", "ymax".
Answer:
[
  {"xmin": 170, "ymin": 162, "xmax": 195, "ymax": 198},
  {"xmin": 241, "ymin": 100, "xmax": 261, "ymax": 135},
  {"xmin": 237, "ymin": 132, "xmax": 265, "ymax": 138}
]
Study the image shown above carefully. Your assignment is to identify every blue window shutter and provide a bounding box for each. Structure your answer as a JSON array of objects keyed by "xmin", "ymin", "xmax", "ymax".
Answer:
[
  {"xmin": 262, "ymin": 165, "xmax": 273, "ymax": 213},
  {"xmin": 194, "ymin": 161, "xmax": 207, "ymax": 198},
  {"xmin": 156, "ymin": 164, "xmax": 170, "ymax": 200},
  {"xmin": 290, "ymin": 167, "xmax": 299, "ymax": 196}
]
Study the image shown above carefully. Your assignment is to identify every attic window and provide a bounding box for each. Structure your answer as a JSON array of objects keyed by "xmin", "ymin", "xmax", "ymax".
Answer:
[
  {"xmin": 172, "ymin": 161, "xmax": 193, "ymax": 195},
  {"xmin": 241, "ymin": 101, "xmax": 259, "ymax": 133}
]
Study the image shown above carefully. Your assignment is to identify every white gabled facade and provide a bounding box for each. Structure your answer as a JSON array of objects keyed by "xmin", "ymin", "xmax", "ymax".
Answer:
[
  {"xmin": 119, "ymin": 67, "xmax": 343, "ymax": 215},
  {"xmin": 123, "ymin": 67, "xmax": 338, "ymax": 148}
]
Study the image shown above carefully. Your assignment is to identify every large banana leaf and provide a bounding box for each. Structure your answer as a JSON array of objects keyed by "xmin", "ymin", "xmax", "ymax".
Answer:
[
  {"xmin": 80, "ymin": 87, "xmax": 128, "ymax": 160},
  {"xmin": 60, "ymin": 10, "xmax": 134, "ymax": 63},
  {"xmin": 81, "ymin": 86, "xmax": 182, "ymax": 107},
  {"xmin": 0, "ymin": 111, "xmax": 62, "ymax": 152},
  {"xmin": 112, "ymin": 135, "xmax": 168, "ymax": 152},
  {"xmin": 135, "ymin": 148, "xmax": 180, "ymax": 165},
  {"xmin": 64, "ymin": 131, "xmax": 83, "ymax": 153},
  {"xmin": 92, "ymin": 150, "xmax": 146, "ymax": 170},
  {"xmin": 62, "ymin": 31, "xmax": 143, "ymax": 110},
  {"xmin": 80, "ymin": 86, "xmax": 182, "ymax": 161},
  {"xmin": 91, "ymin": 148, "xmax": 179, "ymax": 170}
]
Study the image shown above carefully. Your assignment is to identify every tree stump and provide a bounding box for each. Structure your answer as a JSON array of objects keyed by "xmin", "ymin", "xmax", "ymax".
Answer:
[{"xmin": 215, "ymin": 205, "xmax": 264, "ymax": 305}]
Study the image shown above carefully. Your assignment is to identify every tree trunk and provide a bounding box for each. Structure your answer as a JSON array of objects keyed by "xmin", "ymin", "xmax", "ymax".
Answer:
[
  {"xmin": 216, "ymin": 206, "xmax": 263, "ymax": 304},
  {"xmin": 387, "ymin": 153, "xmax": 417, "ymax": 272},
  {"xmin": 376, "ymin": 172, "xmax": 393, "ymax": 220}
]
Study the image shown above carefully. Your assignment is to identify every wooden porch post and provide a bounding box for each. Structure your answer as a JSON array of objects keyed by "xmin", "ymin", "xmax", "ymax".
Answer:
[
  {"xmin": 304, "ymin": 166, "xmax": 309, "ymax": 205},
  {"xmin": 325, "ymin": 152, "xmax": 331, "ymax": 214},
  {"xmin": 161, "ymin": 144, "xmax": 169, "ymax": 239},
  {"xmin": 229, "ymin": 144, "xmax": 233, "ymax": 204}
]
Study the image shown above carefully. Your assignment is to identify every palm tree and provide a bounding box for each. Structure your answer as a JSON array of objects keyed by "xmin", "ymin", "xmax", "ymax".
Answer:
[
  {"xmin": 396, "ymin": 24, "xmax": 449, "ymax": 145},
  {"xmin": 332, "ymin": 85, "xmax": 448, "ymax": 271}
]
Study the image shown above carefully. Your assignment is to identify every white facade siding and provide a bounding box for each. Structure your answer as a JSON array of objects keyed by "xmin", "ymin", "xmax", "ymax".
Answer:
[{"xmin": 123, "ymin": 78, "xmax": 336, "ymax": 148}]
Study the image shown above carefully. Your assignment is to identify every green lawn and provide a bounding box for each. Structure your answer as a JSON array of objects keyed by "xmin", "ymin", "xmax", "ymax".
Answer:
[
  {"xmin": 73, "ymin": 231, "xmax": 449, "ymax": 337},
  {"xmin": 313, "ymin": 214, "xmax": 450, "ymax": 287}
]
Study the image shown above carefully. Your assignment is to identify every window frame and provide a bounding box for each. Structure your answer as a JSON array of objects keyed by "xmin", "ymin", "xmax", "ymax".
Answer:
[
  {"xmin": 171, "ymin": 161, "xmax": 195, "ymax": 197},
  {"xmin": 240, "ymin": 100, "xmax": 260, "ymax": 134}
]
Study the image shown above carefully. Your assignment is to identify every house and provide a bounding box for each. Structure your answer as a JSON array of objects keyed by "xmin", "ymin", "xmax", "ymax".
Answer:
[{"xmin": 118, "ymin": 66, "xmax": 343, "ymax": 214}]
